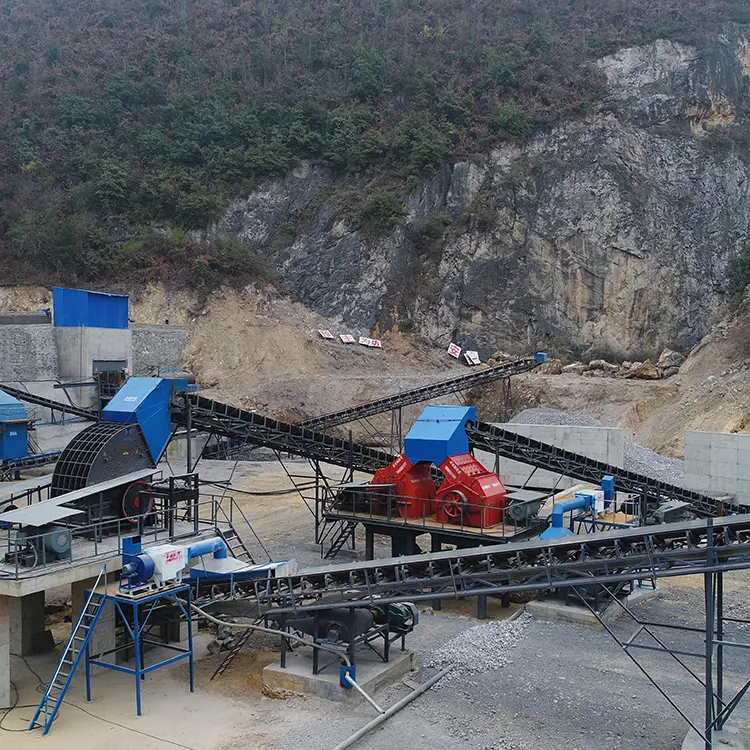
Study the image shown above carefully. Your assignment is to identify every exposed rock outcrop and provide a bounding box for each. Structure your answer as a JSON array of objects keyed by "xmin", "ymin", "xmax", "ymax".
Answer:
[{"xmin": 211, "ymin": 31, "xmax": 750, "ymax": 361}]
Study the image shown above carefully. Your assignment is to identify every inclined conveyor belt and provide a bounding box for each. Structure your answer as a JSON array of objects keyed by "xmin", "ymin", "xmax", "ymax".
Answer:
[
  {"xmin": 469, "ymin": 421, "xmax": 735, "ymax": 517},
  {"xmin": 253, "ymin": 514, "xmax": 750, "ymax": 615},
  {"xmin": 0, "ymin": 384, "xmax": 97, "ymax": 420},
  {"xmin": 184, "ymin": 394, "xmax": 395, "ymax": 474},
  {"xmin": 299, "ymin": 354, "xmax": 542, "ymax": 431}
]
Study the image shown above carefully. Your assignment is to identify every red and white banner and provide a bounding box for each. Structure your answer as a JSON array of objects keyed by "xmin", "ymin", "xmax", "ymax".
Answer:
[
  {"xmin": 464, "ymin": 350, "xmax": 481, "ymax": 366},
  {"xmin": 447, "ymin": 342, "xmax": 462, "ymax": 359},
  {"xmin": 339, "ymin": 334, "xmax": 356, "ymax": 344},
  {"xmin": 359, "ymin": 337, "xmax": 383, "ymax": 348},
  {"xmin": 318, "ymin": 329, "xmax": 335, "ymax": 340}
]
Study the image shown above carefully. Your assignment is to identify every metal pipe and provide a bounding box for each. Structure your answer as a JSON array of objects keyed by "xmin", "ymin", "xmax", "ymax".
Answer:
[
  {"xmin": 540, "ymin": 493, "xmax": 595, "ymax": 540},
  {"xmin": 344, "ymin": 674, "xmax": 384, "ymax": 714},
  {"xmin": 186, "ymin": 600, "xmax": 351, "ymax": 666},
  {"xmin": 332, "ymin": 666, "xmax": 453, "ymax": 750},
  {"xmin": 187, "ymin": 536, "xmax": 228, "ymax": 560}
]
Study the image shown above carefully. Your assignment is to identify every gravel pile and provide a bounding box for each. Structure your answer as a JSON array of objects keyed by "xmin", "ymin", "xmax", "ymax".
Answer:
[
  {"xmin": 425, "ymin": 612, "xmax": 532, "ymax": 684},
  {"xmin": 509, "ymin": 408, "xmax": 685, "ymax": 485}
]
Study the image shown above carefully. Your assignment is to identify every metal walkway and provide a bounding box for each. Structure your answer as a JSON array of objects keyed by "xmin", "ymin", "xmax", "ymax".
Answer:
[
  {"xmin": 468, "ymin": 421, "xmax": 734, "ymax": 517},
  {"xmin": 252, "ymin": 514, "xmax": 750, "ymax": 615},
  {"xmin": 299, "ymin": 354, "xmax": 543, "ymax": 431}
]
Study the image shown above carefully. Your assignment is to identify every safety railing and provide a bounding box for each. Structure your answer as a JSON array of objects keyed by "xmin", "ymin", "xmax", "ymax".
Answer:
[
  {"xmin": 319, "ymin": 482, "xmax": 547, "ymax": 542},
  {"xmin": 0, "ymin": 491, "xmax": 251, "ymax": 580}
]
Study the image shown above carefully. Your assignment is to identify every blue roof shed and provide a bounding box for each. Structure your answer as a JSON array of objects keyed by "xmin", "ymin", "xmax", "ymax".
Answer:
[{"xmin": 52, "ymin": 287, "xmax": 129, "ymax": 329}]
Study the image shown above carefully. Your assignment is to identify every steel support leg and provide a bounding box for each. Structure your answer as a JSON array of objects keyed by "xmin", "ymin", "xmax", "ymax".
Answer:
[
  {"xmin": 365, "ymin": 528, "xmax": 374, "ymax": 561},
  {"xmin": 431, "ymin": 535, "xmax": 442, "ymax": 611},
  {"xmin": 716, "ymin": 571, "xmax": 724, "ymax": 731},
  {"xmin": 477, "ymin": 595, "xmax": 488, "ymax": 620},
  {"xmin": 705, "ymin": 571, "xmax": 715, "ymax": 750}
]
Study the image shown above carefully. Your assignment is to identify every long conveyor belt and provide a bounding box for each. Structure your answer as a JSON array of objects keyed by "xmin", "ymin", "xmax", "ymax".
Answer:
[
  {"xmin": 469, "ymin": 421, "xmax": 735, "ymax": 516},
  {"xmin": 183, "ymin": 394, "xmax": 395, "ymax": 474},
  {"xmin": 299, "ymin": 354, "xmax": 542, "ymax": 431},
  {"xmin": 0, "ymin": 384, "xmax": 97, "ymax": 420},
  {"xmin": 253, "ymin": 514, "xmax": 750, "ymax": 615},
  {"xmin": 185, "ymin": 394, "xmax": 728, "ymax": 517}
]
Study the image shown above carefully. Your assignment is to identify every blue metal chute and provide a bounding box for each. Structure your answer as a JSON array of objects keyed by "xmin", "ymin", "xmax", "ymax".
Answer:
[
  {"xmin": 103, "ymin": 377, "xmax": 174, "ymax": 463},
  {"xmin": 403, "ymin": 405, "xmax": 477, "ymax": 466}
]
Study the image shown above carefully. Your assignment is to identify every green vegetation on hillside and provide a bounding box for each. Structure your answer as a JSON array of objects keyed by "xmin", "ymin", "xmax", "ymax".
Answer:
[{"xmin": 0, "ymin": 0, "xmax": 747, "ymax": 284}]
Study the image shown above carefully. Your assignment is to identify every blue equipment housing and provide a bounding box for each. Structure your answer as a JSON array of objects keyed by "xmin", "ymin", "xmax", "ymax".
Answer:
[
  {"xmin": 403, "ymin": 405, "xmax": 476, "ymax": 466},
  {"xmin": 0, "ymin": 391, "xmax": 28, "ymax": 461},
  {"xmin": 103, "ymin": 378, "xmax": 174, "ymax": 464}
]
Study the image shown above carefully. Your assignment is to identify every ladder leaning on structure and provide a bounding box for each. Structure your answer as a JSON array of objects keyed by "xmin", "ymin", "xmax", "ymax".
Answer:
[{"xmin": 29, "ymin": 565, "xmax": 108, "ymax": 735}]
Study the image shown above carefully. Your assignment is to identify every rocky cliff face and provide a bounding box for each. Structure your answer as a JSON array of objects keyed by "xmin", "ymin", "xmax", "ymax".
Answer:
[{"xmin": 212, "ymin": 31, "xmax": 750, "ymax": 361}]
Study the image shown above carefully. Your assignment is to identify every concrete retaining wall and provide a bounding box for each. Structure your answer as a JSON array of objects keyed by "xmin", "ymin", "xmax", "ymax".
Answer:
[
  {"xmin": 684, "ymin": 431, "xmax": 750, "ymax": 502},
  {"xmin": 0, "ymin": 325, "xmax": 58, "ymax": 381},
  {"xmin": 476, "ymin": 423, "xmax": 624, "ymax": 489},
  {"xmin": 131, "ymin": 324, "xmax": 189, "ymax": 375}
]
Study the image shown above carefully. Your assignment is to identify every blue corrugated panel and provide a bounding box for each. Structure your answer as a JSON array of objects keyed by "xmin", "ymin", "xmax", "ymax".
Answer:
[
  {"xmin": 404, "ymin": 405, "xmax": 476, "ymax": 466},
  {"xmin": 103, "ymin": 377, "xmax": 173, "ymax": 462},
  {"xmin": 0, "ymin": 422, "xmax": 28, "ymax": 461},
  {"xmin": 53, "ymin": 287, "xmax": 129, "ymax": 329},
  {"xmin": 0, "ymin": 391, "xmax": 27, "ymax": 422}
]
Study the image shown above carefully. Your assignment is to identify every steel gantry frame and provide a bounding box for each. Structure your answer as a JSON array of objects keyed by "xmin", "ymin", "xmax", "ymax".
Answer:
[
  {"xmin": 575, "ymin": 519, "xmax": 750, "ymax": 750},
  {"xmin": 248, "ymin": 515, "xmax": 750, "ymax": 748}
]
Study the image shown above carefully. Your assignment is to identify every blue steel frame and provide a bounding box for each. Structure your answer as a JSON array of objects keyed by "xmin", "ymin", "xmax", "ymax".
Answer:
[{"xmin": 84, "ymin": 584, "xmax": 194, "ymax": 716}]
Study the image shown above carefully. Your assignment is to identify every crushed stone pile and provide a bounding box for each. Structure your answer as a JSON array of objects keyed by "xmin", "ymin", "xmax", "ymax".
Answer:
[
  {"xmin": 425, "ymin": 613, "xmax": 533, "ymax": 684},
  {"xmin": 509, "ymin": 408, "xmax": 685, "ymax": 486}
]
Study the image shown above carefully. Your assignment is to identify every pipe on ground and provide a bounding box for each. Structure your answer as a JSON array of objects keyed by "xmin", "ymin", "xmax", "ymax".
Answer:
[{"xmin": 332, "ymin": 666, "xmax": 453, "ymax": 750}]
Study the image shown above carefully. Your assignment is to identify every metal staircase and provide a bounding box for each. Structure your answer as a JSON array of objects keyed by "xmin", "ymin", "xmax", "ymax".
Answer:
[
  {"xmin": 217, "ymin": 526, "xmax": 255, "ymax": 564},
  {"xmin": 29, "ymin": 566, "xmax": 107, "ymax": 735},
  {"xmin": 321, "ymin": 519, "xmax": 357, "ymax": 559},
  {"xmin": 210, "ymin": 617, "xmax": 263, "ymax": 680}
]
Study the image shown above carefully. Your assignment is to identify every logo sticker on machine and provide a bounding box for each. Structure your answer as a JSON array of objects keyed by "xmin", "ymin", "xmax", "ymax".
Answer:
[{"xmin": 164, "ymin": 550, "xmax": 183, "ymax": 564}]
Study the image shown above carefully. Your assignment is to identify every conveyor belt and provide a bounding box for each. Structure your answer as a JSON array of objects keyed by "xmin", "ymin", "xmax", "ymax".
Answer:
[
  {"xmin": 253, "ymin": 514, "xmax": 750, "ymax": 615},
  {"xmin": 185, "ymin": 394, "xmax": 731, "ymax": 518},
  {"xmin": 0, "ymin": 384, "xmax": 97, "ymax": 420},
  {"xmin": 469, "ymin": 421, "xmax": 734, "ymax": 517},
  {"xmin": 300, "ymin": 355, "xmax": 542, "ymax": 431},
  {"xmin": 184, "ymin": 395, "xmax": 395, "ymax": 474}
]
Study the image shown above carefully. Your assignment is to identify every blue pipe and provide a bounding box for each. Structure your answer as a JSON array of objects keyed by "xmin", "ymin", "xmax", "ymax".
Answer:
[
  {"xmin": 540, "ymin": 493, "xmax": 596, "ymax": 540},
  {"xmin": 187, "ymin": 536, "xmax": 228, "ymax": 560}
]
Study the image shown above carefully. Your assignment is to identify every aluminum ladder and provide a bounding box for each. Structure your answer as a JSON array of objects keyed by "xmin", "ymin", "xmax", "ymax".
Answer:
[{"xmin": 29, "ymin": 565, "xmax": 107, "ymax": 735}]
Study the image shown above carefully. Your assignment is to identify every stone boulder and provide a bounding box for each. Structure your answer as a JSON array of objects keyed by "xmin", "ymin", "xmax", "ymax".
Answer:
[
  {"xmin": 561, "ymin": 362, "xmax": 586, "ymax": 375},
  {"xmin": 588, "ymin": 359, "xmax": 619, "ymax": 374},
  {"xmin": 661, "ymin": 365, "xmax": 681, "ymax": 378},
  {"xmin": 538, "ymin": 358, "xmax": 563, "ymax": 375},
  {"xmin": 626, "ymin": 359, "xmax": 660, "ymax": 379},
  {"xmin": 657, "ymin": 348, "xmax": 685, "ymax": 369}
]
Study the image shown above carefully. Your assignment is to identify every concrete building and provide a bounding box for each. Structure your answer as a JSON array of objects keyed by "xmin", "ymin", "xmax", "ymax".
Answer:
[{"xmin": 0, "ymin": 287, "xmax": 189, "ymax": 454}]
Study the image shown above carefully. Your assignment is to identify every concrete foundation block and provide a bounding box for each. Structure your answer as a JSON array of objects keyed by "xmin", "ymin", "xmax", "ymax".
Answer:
[
  {"xmin": 682, "ymin": 724, "xmax": 744, "ymax": 749},
  {"xmin": 0, "ymin": 596, "xmax": 10, "ymax": 708},
  {"xmin": 263, "ymin": 649, "xmax": 416, "ymax": 702},
  {"xmin": 527, "ymin": 584, "xmax": 662, "ymax": 629},
  {"xmin": 9, "ymin": 591, "xmax": 46, "ymax": 656}
]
